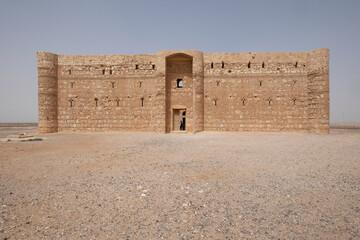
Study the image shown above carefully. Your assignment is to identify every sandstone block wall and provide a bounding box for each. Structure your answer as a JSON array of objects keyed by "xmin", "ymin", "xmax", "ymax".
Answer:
[{"xmin": 37, "ymin": 49, "xmax": 329, "ymax": 134}]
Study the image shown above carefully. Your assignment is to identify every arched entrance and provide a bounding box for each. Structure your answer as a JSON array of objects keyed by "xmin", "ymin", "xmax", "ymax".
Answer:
[{"xmin": 165, "ymin": 54, "xmax": 193, "ymax": 133}]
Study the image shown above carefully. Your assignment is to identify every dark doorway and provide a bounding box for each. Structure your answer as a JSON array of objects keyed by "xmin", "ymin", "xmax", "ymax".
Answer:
[{"xmin": 173, "ymin": 109, "xmax": 186, "ymax": 131}]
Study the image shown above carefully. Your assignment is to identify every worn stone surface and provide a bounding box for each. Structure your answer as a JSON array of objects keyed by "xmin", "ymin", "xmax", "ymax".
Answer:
[{"xmin": 37, "ymin": 49, "xmax": 329, "ymax": 134}]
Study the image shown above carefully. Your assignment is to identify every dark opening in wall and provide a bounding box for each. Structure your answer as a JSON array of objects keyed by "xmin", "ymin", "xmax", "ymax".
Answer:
[
  {"xmin": 116, "ymin": 98, "xmax": 120, "ymax": 107},
  {"xmin": 216, "ymin": 80, "xmax": 220, "ymax": 86},
  {"xmin": 214, "ymin": 98, "xmax": 218, "ymax": 106},
  {"xmin": 136, "ymin": 64, "xmax": 139, "ymax": 70},
  {"xmin": 260, "ymin": 81, "xmax": 263, "ymax": 87},
  {"xmin": 152, "ymin": 64, "xmax": 155, "ymax": 70},
  {"xmin": 295, "ymin": 62, "xmax": 298, "ymax": 68},
  {"xmin": 110, "ymin": 70, "xmax": 112, "ymax": 75},
  {"xmin": 268, "ymin": 98, "xmax": 272, "ymax": 106},
  {"xmin": 139, "ymin": 81, "xmax": 143, "ymax": 88},
  {"xmin": 248, "ymin": 62, "xmax": 251, "ymax": 68},
  {"xmin": 111, "ymin": 82, "xmax": 115, "ymax": 88},
  {"xmin": 293, "ymin": 98, "xmax": 297, "ymax": 105},
  {"xmin": 211, "ymin": 62, "xmax": 214, "ymax": 68},
  {"xmin": 71, "ymin": 82, "xmax": 74, "ymax": 88},
  {"xmin": 102, "ymin": 69, "xmax": 105, "ymax": 75},
  {"xmin": 69, "ymin": 99, "xmax": 74, "ymax": 107},
  {"xmin": 177, "ymin": 79, "xmax": 183, "ymax": 88},
  {"xmin": 69, "ymin": 70, "xmax": 71, "ymax": 75},
  {"xmin": 222, "ymin": 62, "xmax": 224, "ymax": 68},
  {"xmin": 262, "ymin": 62, "xmax": 265, "ymax": 68},
  {"xmin": 94, "ymin": 98, "xmax": 98, "ymax": 107},
  {"xmin": 294, "ymin": 79, "xmax": 297, "ymax": 84},
  {"xmin": 241, "ymin": 98, "xmax": 246, "ymax": 106},
  {"xmin": 141, "ymin": 97, "xmax": 144, "ymax": 107}
]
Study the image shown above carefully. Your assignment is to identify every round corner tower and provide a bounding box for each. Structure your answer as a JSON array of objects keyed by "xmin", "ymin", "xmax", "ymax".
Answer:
[{"xmin": 37, "ymin": 52, "xmax": 58, "ymax": 133}]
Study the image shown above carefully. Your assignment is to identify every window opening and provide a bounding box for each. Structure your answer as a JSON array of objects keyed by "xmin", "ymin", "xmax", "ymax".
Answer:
[
  {"xmin": 260, "ymin": 81, "xmax": 263, "ymax": 87},
  {"xmin": 241, "ymin": 98, "xmax": 246, "ymax": 106},
  {"xmin": 152, "ymin": 64, "xmax": 155, "ymax": 70},
  {"xmin": 94, "ymin": 98, "xmax": 98, "ymax": 107},
  {"xmin": 262, "ymin": 62, "xmax": 265, "ymax": 68},
  {"xmin": 139, "ymin": 81, "xmax": 143, "ymax": 88},
  {"xmin": 110, "ymin": 70, "xmax": 112, "ymax": 75},
  {"xmin": 267, "ymin": 98, "xmax": 272, "ymax": 106},
  {"xmin": 216, "ymin": 80, "xmax": 220, "ymax": 86},
  {"xmin": 221, "ymin": 62, "xmax": 224, "ymax": 68},
  {"xmin": 116, "ymin": 98, "xmax": 120, "ymax": 107},
  {"xmin": 102, "ymin": 69, "xmax": 105, "ymax": 75},
  {"xmin": 177, "ymin": 79, "xmax": 183, "ymax": 88},
  {"xmin": 295, "ymin": 62, "xmax": 298, "ymax": 68},
  {"xmin": 141, "ymin": 97, "xmax": 144, "ymax": 107},
  {"xmin": 136, "ymin": 64, "xmax": 139, "ymax": 70},
  {"xmin": 71, "ymin": 82, "xmax": 74, "ymax": 88},
  {"xmin": 211, "ymin": 62, "xmax": 214, "ymax": 69},
  {"xmin": 214, "ymin": 97, "xmax": 218, "ymax": 106},
  {"xmin": 69, "ymin": 70, "xmax": 71, "ymax": 75},
  {"xmin": 69, "ymin": 99, "xmax": 74, "ymax": 107},
  {"xmin": 248, "ymin": 61, "xmax": 251, "ymax": 68},
  {"xmin": 293, "ymin": 98, "xmax": 297, "ymax": 105},
  {"xmin": 111, "ymin": 82, "xmax": 115, "ymax": 88}
]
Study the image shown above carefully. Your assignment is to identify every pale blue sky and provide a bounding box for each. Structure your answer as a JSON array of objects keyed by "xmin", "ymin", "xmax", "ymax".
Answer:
[{"xmin": 0, "ymin": 0, "xmax": 359, "ymax": 123}]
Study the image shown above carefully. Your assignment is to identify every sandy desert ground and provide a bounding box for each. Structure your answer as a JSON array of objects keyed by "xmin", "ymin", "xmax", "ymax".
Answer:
[{"xmin": 0, "ymin": 125, "xmax": 359, "ymax": 239}]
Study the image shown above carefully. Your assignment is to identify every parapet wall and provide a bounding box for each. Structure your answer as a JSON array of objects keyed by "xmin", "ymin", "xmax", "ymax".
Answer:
[{"xmin": 37, "ymin": 49, "xmax": 329, "ymax": 133}]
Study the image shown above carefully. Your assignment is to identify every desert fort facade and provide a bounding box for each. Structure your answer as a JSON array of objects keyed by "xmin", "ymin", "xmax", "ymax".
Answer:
[{"xmin": 37, "ymin": 49, "xmax": 329, "ymax": 134}]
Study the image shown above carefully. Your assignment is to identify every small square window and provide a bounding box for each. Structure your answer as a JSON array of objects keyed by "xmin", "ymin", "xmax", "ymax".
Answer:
[{"xmin": 177, "ymin": 79, "xmax": 183, "ymax": 88}]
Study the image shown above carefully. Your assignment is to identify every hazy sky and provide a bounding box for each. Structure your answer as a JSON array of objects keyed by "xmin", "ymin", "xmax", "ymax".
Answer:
[{"xmin": 0, "ymin": 0, "xmax": 359, "ymax": 123}]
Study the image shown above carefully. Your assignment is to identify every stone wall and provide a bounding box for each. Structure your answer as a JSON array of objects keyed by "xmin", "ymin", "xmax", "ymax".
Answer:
[{"xmin": 37, "ymin": 49, "xmax": 329, "ymax": 133}]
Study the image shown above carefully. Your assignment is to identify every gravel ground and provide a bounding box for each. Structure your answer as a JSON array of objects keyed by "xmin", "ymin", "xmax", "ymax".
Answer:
[{"xmin": 0, "ymin": 128, "xmax": 359, "ymax": 239}]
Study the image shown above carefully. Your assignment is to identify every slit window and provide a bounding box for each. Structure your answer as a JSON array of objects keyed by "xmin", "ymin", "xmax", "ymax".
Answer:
[
  {"xmin": 216, "ymin": 80, "xmax": 220, "ymax": 86},
  {"xmin": 248, "ymin": 61, "xmax": 251, "ymax": 68},
  {"xmin": 116, "ymin": 98, "xmax": 120, "ymax": 107},
  {"xmin": 293, "ymin": 98, "xmax": 297, "ymax": 105},
  {"xmin": 211, "ymin": 62, "xmax": 214, "ymax": 69},
  {"xmin": 177, "ymin": 79, "xmax": 183, "ymax": 88},
  {"xmin": 139, "ymin": 81, "xmax": 143, "ymax": 88},
  {"xmin": 136, "ymin": 64, "xmax": 138, "ymax": 70},
  {"xmin": 141, "ymin": 97, "xmax": 144, "ymax": 107},
  {"xmin": 260, "ymin": 81, "xmax": 263, "ymax": 87},
  {"xmin": 221, "ymin": 62, "xmax": 224, "ymax": 68},
  {"xmin": 110, "ymin": 70, "xmax": 112, "ymax": 75},
  {"xmin": 69, "ymin": 99, "xmax": 74, "ymax": 107},
  {"xmin": 102, "ymin": 69, "xmax": 105, "ymax": 75},
  {"xmin": 214, "ymin": 98, "xmax": 218, "ymax": 106},
  {"xmin": 94, "ymin": 98, "xmax": 98, "ymax": 107},
  {"xmin": 69, "ymin": 70, "xmax": 71, "ymax": 75},
  {"xmin": 295, "ymin": 62, "xmax": 298, "ymax": 68},
  {"xmin": 111, "ymin": 82, "xmax": 115, "ymax": 88},
  {"xmin": 262, "ymin": 62, "xmax": 265, "ymax": 68},
  {"xmin": 152, "ymin": 64, "xmax": 155, "ymax": 70},
  {"xmin": 241, "ymin": 98, "xmax": 246, "ymax": 106},
  {"xmin": 71, "ymin": 82, "xmax": 74, "ymax": 88},
  {"xmin": 267, "ymin": 98, "xmax": 272, "ymax": 106}
]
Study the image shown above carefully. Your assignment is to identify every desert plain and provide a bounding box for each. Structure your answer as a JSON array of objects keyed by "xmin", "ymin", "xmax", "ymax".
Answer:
[{"xmin": 0, "ymin": 124, "xmax": 359, "ymax": 239}]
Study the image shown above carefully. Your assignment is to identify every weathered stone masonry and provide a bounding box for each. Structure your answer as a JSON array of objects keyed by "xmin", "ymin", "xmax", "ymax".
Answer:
[{"xmin": 37, "ymin": 49, "xmax": 329, "ymax": 134}]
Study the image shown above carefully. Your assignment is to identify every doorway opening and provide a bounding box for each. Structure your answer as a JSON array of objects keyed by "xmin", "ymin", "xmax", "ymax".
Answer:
[{"xmin": 173, "ymin": 109, "xmax": 186, "ymax": 131}]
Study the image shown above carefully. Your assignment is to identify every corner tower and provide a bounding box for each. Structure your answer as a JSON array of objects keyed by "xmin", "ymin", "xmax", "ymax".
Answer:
[{"xmin": 37, "ymin": 52, "xmax": 58, "ymax": 133}]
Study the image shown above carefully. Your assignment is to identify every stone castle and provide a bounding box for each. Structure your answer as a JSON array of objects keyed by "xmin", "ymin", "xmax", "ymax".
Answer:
[{"xmin": 37, "ymin": 49, "xmax": 329, "ymax": 134}]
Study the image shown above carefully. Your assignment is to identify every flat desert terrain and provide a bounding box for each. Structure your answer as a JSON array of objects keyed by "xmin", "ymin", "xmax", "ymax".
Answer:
[{"xmin": 0, "ymin": 126, "xmax": 359, "ymax": 239}]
